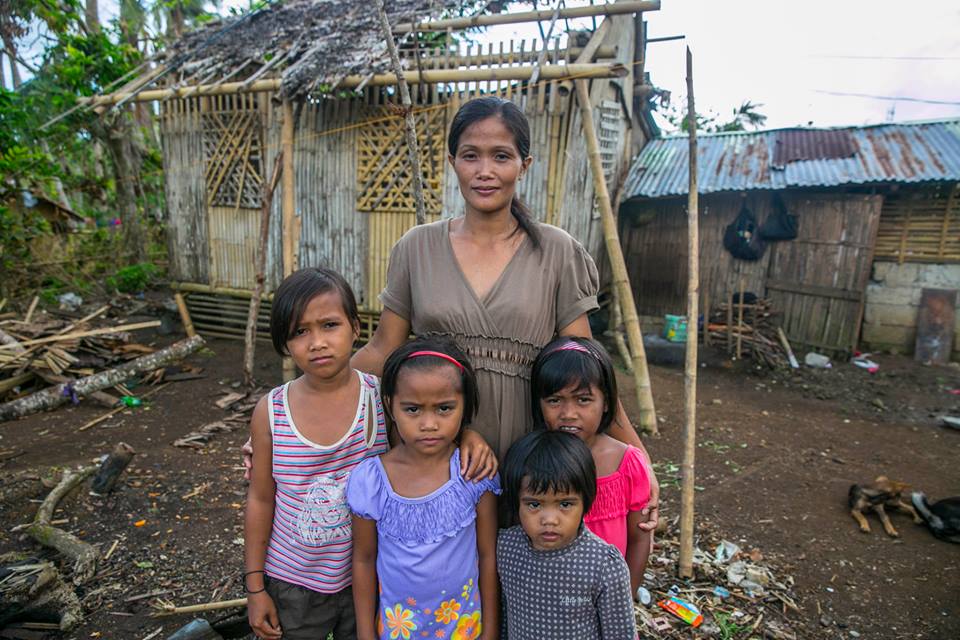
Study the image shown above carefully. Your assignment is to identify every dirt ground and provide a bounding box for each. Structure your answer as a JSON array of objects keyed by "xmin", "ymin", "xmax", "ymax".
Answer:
[{"xmin": 0, "ymin": 330, "xmax": 958, "ymax": 640}]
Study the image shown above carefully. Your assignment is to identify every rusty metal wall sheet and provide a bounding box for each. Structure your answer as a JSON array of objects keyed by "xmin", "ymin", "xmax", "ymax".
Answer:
[{"xmin": 623, "ymin": 119, "xmax": 960, "ymax": 200}]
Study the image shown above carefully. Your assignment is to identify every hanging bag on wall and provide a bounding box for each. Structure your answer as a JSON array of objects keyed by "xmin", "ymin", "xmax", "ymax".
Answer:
[
  {"xmin": 760, "ymin": 194, "xmax": 799, "ymax": 241},
  {"xmin": 723, "ymin": 204, "xmax": 767, "ymax": 261}
]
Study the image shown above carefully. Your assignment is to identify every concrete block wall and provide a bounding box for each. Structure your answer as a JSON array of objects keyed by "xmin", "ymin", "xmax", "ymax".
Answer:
[{"xmin": 862, "ymin": 262, "xmax": 960, "ymax": 360}]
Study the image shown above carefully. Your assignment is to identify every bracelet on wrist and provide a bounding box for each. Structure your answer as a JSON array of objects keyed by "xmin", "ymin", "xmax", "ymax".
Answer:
[{"xmin": 244, "ymin": 569, "xmax": 266, "ymax": 594}]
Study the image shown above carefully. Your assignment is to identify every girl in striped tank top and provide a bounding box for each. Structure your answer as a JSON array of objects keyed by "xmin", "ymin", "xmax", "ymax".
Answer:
[{"xmin": 245, "ymin": 268, "xmax": 388, "ymax": 640}]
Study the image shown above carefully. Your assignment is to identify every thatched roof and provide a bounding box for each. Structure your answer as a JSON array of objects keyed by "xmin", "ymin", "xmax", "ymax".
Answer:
[{"xmin": 158, "ymin": 0, "xmax": 468, "ymax": 99}]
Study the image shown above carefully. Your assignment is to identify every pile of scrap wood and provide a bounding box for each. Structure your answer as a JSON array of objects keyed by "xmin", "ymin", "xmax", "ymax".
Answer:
[
  {"xmin": 705, "ymin": 298, "xmax": 797, "ymax": 369},
  {"xmin": 173, "ymin": 390, "xmax": 263, "ymax": 449},
  {"xmin": 0, "ymin": 296, "xmax": 205, "ymax": 422}
]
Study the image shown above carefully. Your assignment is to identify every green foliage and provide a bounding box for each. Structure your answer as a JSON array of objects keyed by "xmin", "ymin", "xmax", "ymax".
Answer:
[
  {"xmin": 106, "ymin": 262, "xmax": 160, "ymax": 293},
  {"xmin": 714, "ymin": 612, "xmax": 749, "ymax": 640},
  {"xmin": 0, "ymin": 204, "xmax": 51, "ymax": 274}
]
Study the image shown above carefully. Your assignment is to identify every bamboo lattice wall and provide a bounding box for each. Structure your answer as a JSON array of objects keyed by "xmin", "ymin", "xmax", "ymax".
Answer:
[
  {"xmin": 873, "ymin": 182, "xmax": 960, "ymax": 264},
  {"xmin": 159, "ymin": 21, "xmax": 640, "ymax": 314}
]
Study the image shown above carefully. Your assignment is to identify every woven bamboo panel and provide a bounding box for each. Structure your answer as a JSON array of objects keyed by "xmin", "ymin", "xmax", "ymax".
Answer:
[
  {"xmin": 874, "ymin": 183, "xmax": 959, "ymax": 264},
  {"xmin": 202, "ymin": 93, "xmax": 265, "ymax": 209},
  {"xmin": 356, "ymin": 105, "xmax": 446, "ymax": 214}
]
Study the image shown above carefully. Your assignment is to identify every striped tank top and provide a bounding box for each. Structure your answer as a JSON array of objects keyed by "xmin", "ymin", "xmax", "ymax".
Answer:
[{"xmin": 264, "ymin": 370, "xmax": 388, "ymax": 593}]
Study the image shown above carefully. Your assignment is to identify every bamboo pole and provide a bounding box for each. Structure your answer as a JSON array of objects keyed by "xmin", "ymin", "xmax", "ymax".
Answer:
[
  {"xmin": 244, "ymin": 151, "xmax": 284, "ymax": 387},
  {"xmin": 78, "ymin": 64, "xmax": 628, "ymax": 106},
  {"xmin": 0, "ymin": 320, "xmax": 161, "ymax": 350},
  {"xmin": 678, "ymin": 46, "xmax": 699, "ymax": 580},
  {"xmin": 152, "ymin": 598, "xmax": 248, "ymax": 617},
  {"xmin": 736, "ymin": 274, "xmax": 746, "ymax": 359},
  {"xmin": 173, "ymin": 293, "xmax": 196, "ymax": 338},
  {"xmin": 393, "ymin": 1, "xmax": 660, "ymax": 32},
  {"xmin": 574, "ymin": 78, "xmax": 657, "ymax": 434},
  {"xmin": 374, "ymin": 0, "xmax": 427, "ymax": 226},
  {"xmin": 281, "ymin": 100, "xmax": 297, "ymax": 383}
]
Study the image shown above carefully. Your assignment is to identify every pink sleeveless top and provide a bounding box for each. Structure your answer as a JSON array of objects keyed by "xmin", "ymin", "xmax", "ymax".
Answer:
[
  {"xmin": 264, "ymin": 371, "xmax": 388, "ymax": 593},
  {"xmin": 584, "ymin": 446, "xmax": 651, "ymax": 556}
]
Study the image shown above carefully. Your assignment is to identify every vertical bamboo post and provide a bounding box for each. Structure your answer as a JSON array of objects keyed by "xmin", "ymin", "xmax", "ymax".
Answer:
[
  {"xmin": 678, "ymin": 46, "xmax": 699, "ymax": 580},
  {"xmin": 173, "ymin": 293, "xmax": 196, "ymax": 338},
  {"xmin": 281, "ymin": 98, "xmax": 297, "ymax": 382},
  {"xmin": 244, "ymin": 151, "xmax": 284, "ymax": 387},
  {"xmin": 574, "ymin": 78, "xmax": 657, "ymax": 434},
  {"xmin": 374, "ymin": 0, "xmax": 427, "ymax": 226},
  {"xmin": 736, "ymin": 274, "xmax": 746, "ymax": 359}
]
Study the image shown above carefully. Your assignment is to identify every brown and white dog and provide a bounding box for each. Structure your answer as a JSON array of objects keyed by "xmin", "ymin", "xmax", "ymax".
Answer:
[{"xmin": 848, "ymin": 476, "xmax": 922, "ymax": 537}]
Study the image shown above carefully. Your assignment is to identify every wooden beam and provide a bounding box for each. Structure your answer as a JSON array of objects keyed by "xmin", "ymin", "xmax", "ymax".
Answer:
[
  {"xmin": 78, "ymin": 64, "xmax": 628, "ymax": 106},
  {"xmin": 393, "ymin": 1, "xmax": 660, "ymax": 33}
]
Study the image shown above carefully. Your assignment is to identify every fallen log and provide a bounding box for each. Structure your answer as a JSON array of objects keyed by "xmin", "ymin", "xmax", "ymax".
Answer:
[
  {"xmin": 90, "ymin": 443, "xmax": 136, "ymax": 495},
  {"xmin": 0, "ymin": 335, "xmax": 204, "ymax": 422},
  {"xmin": 26, "ymin": 466, "xmax": 98, "ymax": 584},
  {"xmin": 0, "ymin": 327, "xmax": 26, "ymax": 354}
]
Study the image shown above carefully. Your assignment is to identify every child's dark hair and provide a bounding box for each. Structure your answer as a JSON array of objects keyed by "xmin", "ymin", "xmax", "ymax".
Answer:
[
  {"xmin": 269, "ymin": 267, "xmax": 360, "ymax": 356},
  {"xmin": 381, "ymin": 336, "xmax": 479, "ymax": 432},
  {"xmin": 502, "ymin": 430, "xmax": 597, "ymax": 516},
  {"xmin": 531, "ymin": 336, "xmax": 618, "ymax": 434},
  {"xmin": 448, "ymin": 97, "xmax": 540, "ymax": 249}
]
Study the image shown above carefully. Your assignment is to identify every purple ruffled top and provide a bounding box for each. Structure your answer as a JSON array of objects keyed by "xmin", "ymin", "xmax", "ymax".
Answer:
[{"xmin": 347, "ymin": 449, "xmax": 500, "ymax": 640}]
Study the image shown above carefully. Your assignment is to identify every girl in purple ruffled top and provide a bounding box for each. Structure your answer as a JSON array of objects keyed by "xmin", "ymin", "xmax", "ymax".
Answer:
[
  {"xmin": 347, "ymin": 337, "xmax": 500, "ymax": 640},
  {"xmin": 531, "ymin": 336, "xmax": 653, "ymax": 599}
]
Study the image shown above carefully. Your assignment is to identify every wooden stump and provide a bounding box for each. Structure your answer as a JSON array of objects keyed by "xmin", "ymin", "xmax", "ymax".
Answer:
[{"xmin": 90, "ymin": 442, "xmax": 136, "ymax": 495}]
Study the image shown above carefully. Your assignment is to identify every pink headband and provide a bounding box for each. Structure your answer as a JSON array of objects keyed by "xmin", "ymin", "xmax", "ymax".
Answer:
[
  {"xmin": 546, "ymin": 340, "xmax": 600, "ymax": 361},
  {"xmin": 406, "ymin": 350, "xmax": 465, "ymax": 372}
]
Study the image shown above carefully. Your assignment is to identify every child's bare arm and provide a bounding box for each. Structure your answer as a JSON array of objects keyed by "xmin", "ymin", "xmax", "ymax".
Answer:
[
  {"xmin": 626, "ymin": 510, "xmax": 652, "ymax": 597},
  {"xmin": 352, "ymin": 515, "xmax": 380, "ymax": 640},
  {"xmin": 476, "ymin": 492, "xmax": 500, "ymax": 640},
  {"xmin": 244, "ymin": 397, "xmax": 281, "ymax": 640}
]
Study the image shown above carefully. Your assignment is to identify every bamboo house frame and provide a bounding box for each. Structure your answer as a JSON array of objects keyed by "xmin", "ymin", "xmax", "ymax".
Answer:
[{"xmin": 82, "ymin": 0, "xmax": 661, "ymax": 341}]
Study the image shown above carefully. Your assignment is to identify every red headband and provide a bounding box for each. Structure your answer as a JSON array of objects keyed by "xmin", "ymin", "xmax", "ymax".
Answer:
[{"xmin": 406, "ymin": 350, "xmax": 465, "ymax": 372}]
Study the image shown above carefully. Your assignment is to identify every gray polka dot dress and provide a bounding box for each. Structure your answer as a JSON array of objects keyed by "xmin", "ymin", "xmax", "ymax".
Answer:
[{"xmin": 497, "ymin": 526, "xmax": 638, "ymax": 639}]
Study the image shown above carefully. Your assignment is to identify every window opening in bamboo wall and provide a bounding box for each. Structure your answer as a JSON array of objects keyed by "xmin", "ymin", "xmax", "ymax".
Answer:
[
  {"xmin": 358, "ymin": 103, "xmax": 446, "ymax": 312},
  {"xmin": 202, "ymin": 93, "xmax": 265, "ymax": 289},
  {"xmin": 202, "ymin": 94, "xmax": 265, "ymax": 209},
  {"xmin": 873, "ymin": 183, "xmax": 960, "ymax": 264}
]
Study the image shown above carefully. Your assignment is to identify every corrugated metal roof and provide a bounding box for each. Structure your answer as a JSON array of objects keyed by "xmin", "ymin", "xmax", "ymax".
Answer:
[{"xmin": 623, "ymin": 119, "xmax": 960, "ymax": 200}]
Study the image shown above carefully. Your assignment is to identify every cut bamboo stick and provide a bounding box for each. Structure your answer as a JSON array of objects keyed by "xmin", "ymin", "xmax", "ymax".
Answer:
[
  {"xmin": 24, "ymin": 297, "xmax": 39, "ymax": 324},
  {"xmin": 244, "ymin": 151, "xmax": 284, "ymax": 387},
  {"xmin": 736, "ymin": 275, "xmax": 745, "ymax": 359},
  {"xmin": 374, "ymin": 0, "xmax": 426, "ymax": 226},
  {"xmin": 173, "ymin": 293, "xmax": 196, "ymax": 338},
  {"xmin": 678, "ymin": 46, "xmax": 699, "ymax": 580},
  {"xmin": 574, "ymin": 78, "xmax": 657, "ymax": 434},
  {"xmin": 0, "ymin": 321, "xmax": 161, "ymax": 351},
  {"xmin": 281, "ymin": 99, "xmax": 297, "ymax": 383},
  {"xmin": 152, "ymin": 597, "xmax": 248, "ymax": 617}
]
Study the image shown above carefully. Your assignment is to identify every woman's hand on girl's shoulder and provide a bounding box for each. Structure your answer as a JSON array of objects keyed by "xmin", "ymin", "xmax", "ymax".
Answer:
[
  {"xmin": 637, "ymin": 455, "xmax": 660, "ymax": 533},
  {"xmin": 459, "ymin": 428, "xmax": 498, "ymax": 481}
]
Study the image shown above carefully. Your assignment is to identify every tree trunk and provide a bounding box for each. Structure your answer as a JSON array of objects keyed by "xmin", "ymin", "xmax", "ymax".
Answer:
[
  {"xmin": 86, "ymin": 0, "xmax": 100, "ymax": 32},
  {"xmin": 1, "ymin": 33, "xmax": 21, "ymax": 89},
  {"xmin": 168, "ymin": 4, "xmax": 185, "ymax": 39},
  {"xmin": 26, "ymin": 466, "xmax": 99, "ymax": 584},
  {"xmin": 90, "ymin": 442, "xmax": 136, "ymax": 495},
  {"xmin": 95, "ymin": 113, "xmax": 146, "ymax": 262},
  {"xmin": 0, "ymin": 335, "xmax": 204, "ymax": 422}
]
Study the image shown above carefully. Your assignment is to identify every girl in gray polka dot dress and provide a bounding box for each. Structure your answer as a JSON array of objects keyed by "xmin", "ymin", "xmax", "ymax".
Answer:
[{"xmin": 498, "ymin": 430, "xmax": 638, "ymax": 640}]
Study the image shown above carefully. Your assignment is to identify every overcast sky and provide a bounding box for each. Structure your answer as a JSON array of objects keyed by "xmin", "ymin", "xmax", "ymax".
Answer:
[{"xmin": 10, "ymin": 0, "xmax": 960, "ymax": 131}]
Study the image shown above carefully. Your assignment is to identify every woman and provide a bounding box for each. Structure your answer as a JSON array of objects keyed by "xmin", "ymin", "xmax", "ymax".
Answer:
[{"xmin": 351, "ymin": 97, "xmax": 658, "ymax": 525}]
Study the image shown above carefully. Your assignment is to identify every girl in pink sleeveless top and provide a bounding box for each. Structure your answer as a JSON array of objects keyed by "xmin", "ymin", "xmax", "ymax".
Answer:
[
  {"xmin": 245, "ymin": 268, "xmax": 388, "ymax": 640},
  {"xmin": 531, "ymin": 337, "xmax": 653, "ymax": 600}
]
